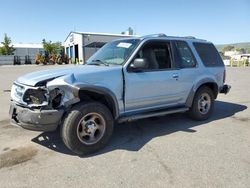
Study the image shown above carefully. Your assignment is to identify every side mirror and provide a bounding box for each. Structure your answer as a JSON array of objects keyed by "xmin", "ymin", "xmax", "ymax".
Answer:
[{"xmin": 129, "ymin": 58, "xmax": 147, "ymax": 72}]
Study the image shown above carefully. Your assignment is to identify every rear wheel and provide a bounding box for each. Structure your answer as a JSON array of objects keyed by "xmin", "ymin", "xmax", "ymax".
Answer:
[
  {"xmin": 188, "ymin": 86, "xmax": 214, "ymax": 120},
  {"xmin": 61, "ymin": 102, "xmax": 114, "ymax": 155}
]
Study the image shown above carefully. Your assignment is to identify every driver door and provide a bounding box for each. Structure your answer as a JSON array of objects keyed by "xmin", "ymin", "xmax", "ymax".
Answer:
[{"xmin": 124, "ymin": 40, "xmax": 185, "ymax": 113}]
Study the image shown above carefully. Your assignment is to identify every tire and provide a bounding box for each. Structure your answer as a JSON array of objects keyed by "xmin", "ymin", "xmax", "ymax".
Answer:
[
  {"xmin": 188, "ymin": 86, "xmax": 214, "ymax": 121},
  {"xmin": 61, "ymin": 102, "xmax": 114, "ymax": 155}
]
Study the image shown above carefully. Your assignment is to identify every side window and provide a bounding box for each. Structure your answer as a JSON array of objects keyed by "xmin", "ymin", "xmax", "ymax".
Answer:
[
  {"xmin": 135, "ymin": 41, "xmax": 172, "ymax": 70},
  {"xmin": 175, "ymin": 41, "xmax": 196, "ymax": 68},
  {"xmin": 193, "ymin": 42, "xmax": 224, "ymax": 67}
]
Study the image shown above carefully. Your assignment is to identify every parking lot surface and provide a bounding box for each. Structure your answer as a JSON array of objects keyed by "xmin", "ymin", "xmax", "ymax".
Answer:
[{"xmin": 0, "ymin": 65, "xmax": 249, "ymax": 188}]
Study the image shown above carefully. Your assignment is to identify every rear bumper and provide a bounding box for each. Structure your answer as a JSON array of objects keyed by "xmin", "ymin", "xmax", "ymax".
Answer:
[
  {"xmin": 9, "ymin": 102, "xmax": 64, "ymax": 132},
  {"xmin": 220, "ymin": 84, "xmax": 231, "ymax": 94}
]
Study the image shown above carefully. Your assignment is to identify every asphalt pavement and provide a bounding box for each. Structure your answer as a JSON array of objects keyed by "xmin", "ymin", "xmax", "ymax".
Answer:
[{"xmin": 0, "ymin": 65, "xmax": 249, "ymax": 188}]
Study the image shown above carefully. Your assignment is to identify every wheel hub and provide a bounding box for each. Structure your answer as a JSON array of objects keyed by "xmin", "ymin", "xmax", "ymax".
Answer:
[
  {"xmin": 77, "ymin": 112, "xmax": 106, "ymax": 145},
  {"xmin": 198, "ymin": 93, "xmax": 211, "ymax": 115},
  {"xmin": 85, "ymin": 121, "xmax": 97, "ymax": 134},
  {"xmin": 200, "ymin": 100, "xmax": 207, "ymax": 107}
]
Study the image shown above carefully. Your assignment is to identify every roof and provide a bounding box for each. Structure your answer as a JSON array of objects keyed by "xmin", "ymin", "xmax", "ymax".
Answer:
[
  {"xmin": 84, "ymin": 42, "xmax": 106, "ymax": 48},
  {"xmin": 64, "ymin": 31, "xmax": 134, "ymax": 42},
  {"xmin": 64, "ymin": 31, "xmax": 207, "ymax": 43},
  {"xmin": 0, "ymin": 43, "xmax": 43, "ymax": 48}
]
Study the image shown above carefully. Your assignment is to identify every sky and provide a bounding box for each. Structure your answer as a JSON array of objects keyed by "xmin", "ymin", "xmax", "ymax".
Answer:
[{"xmin": 0, "ymin": 0, "xmax": 249, "ymax": 44}]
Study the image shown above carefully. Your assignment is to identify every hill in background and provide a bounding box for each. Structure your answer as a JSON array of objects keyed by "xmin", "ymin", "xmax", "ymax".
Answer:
[{"xmin": 216, "ymin": 42, "xmax": 250, "ymax": 52}]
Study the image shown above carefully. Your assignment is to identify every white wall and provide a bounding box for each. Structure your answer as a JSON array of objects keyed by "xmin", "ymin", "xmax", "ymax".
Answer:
[
  {"xmin": 64, "ymin": 33, "xmax": 83, "ymax": 63},
  {"xmin": 224, "ymin": 51, "xmax": 240, "ymax": 57}
]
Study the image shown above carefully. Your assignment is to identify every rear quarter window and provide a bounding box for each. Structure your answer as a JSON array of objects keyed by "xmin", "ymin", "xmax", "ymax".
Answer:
[
  {"xmin": 175, "ymin": 41, "xmax": 196, "ymax": 68},
  {"xmin": 193, "ymin": 42, "xmax": 224, "ymax": 67}
]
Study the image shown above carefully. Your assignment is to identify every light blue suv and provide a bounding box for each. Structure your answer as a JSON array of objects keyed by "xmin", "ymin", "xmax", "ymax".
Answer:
[{"xmin": 10, "ymin": 34, "xmax": 230, "ymax": 154}]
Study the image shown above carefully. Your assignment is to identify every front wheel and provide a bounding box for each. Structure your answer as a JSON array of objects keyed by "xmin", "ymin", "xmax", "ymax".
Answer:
[
  {"xmin": 61, "ymin": 102, "xmax": 114, "ymax": 155},
  {"xmin": 188, "ymin": 87, "xmax": 214, "ymax": 120}
]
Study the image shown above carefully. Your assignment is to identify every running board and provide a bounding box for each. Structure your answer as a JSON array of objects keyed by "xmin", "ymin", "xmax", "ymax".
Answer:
[{"xmin": 118, "ymin": 107, "xmax": 189, "ymax": 123}]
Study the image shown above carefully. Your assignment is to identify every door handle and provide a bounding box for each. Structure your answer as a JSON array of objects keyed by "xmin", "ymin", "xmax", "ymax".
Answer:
[{"xmin": 172, "ymin": 73, "xmax": 179, "ymax": 79}]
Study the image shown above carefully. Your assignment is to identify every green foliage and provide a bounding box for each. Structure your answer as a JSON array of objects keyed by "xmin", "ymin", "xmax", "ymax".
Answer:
[
  {"xmin": 246, "ymin": 48, "xmax": 250, "ymax": 54},
  {"xmin": 216, "ymin": 42, "xmax": 250, "ymax": 52},
  {"xmin": 222, "ymin": 45, "xmax": 234, "ymax": 53},
  {"xmin": 0, "ymin": 33, "xmax": 15, "ymax": 55},
  {"xmin": 42, "ymin": 39, "xmax": 62, "ymax": 55},
  {"xmin": 235, "ymin": 48, "xmax": 245, "ymax": 54}
]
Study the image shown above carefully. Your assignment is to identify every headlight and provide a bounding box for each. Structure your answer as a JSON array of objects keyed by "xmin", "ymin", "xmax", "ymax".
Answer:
[{"xmin": 12, "ymin": 83, "xmax": 25, "ymax": 99}]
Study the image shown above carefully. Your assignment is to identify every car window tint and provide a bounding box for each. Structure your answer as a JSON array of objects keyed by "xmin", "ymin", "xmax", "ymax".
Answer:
[{"xmin": 193, "ymin": 42, "xmax": 224, "ymax": 67}]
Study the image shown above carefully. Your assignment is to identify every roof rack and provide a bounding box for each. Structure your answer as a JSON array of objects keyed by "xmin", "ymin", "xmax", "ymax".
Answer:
[
  {"xmin": 184, "ymin": 36, "xmax": 196, "ymax": 39},
  {"xmin": 142, "ymin": 33, "xmax": 167, "ymax": 38},
  {"xmin": 141, "ymin": 34, "xmax": 206, "ymax": 41}
]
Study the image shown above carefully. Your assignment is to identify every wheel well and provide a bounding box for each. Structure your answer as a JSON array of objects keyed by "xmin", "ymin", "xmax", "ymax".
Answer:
[
  {"xmin": 78, "ymin": 90, "xmax": 118, "ymax": 119},
  {"xmin": 198, "ymin": 82, "xmax": 218, "ymax": 99}
]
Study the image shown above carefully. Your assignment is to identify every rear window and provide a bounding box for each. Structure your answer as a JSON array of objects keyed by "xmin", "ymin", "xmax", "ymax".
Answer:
[{"xmin": 193, "ymin": 42, "xmax": 224, "ymax": 67}]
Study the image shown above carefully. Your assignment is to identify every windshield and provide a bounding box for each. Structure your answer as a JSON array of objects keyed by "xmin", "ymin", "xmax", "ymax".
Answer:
[{"xmin": 87, "ymin": 39, "xmax": 140, "ymax": 65}]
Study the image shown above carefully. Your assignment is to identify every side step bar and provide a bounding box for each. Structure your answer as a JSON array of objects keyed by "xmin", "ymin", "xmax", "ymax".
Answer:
[{"xmin": 118, "ymin": 107, "xmax": 189, "ymax": 123}]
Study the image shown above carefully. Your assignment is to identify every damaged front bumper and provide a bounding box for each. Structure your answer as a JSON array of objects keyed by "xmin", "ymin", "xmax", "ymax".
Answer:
[{"xmin": 9, "ymin": 102, "xmax": 64, "ymax": 132}]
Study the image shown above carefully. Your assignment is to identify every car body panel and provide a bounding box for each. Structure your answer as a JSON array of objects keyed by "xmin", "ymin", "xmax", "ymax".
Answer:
[{"xmin": 123, "ymin": 69, "xmax": 184, "ymax": 112}]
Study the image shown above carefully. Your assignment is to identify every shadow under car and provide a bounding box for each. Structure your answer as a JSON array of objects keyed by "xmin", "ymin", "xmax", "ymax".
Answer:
[{"xmin": 31, "ymin": 100, "xmax": 247, "ymax": 156}]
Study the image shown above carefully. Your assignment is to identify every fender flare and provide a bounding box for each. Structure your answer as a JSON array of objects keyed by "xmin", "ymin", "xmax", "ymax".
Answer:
[
  {"xmin": 74, "ymin": 84, "xmax": 120, "ymax": 119},
  {"xmin": 185, "ymin": 78, "xmax": 219, "ymax": 107}
]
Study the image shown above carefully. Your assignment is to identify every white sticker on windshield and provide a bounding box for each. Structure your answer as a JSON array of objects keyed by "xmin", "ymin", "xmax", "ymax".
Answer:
[{"xmin": 117, "ymin": 42, "xmax": 132, "ymax": 48}]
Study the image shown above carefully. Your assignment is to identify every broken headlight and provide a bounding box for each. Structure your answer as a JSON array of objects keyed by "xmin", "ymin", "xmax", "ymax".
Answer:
[{"xmin": 23, "ymin": 88, "xmax": 48, "ymax": 105}]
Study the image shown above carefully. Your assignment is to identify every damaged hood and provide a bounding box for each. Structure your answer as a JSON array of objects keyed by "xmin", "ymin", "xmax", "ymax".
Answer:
[{"xmin": 16, "ymin": 65, "xmax": 122, "ymax": 86}]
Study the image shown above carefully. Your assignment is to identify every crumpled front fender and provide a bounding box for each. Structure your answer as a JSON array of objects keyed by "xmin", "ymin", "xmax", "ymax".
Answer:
[{"xmin": 46, "ymin": 74, "xmax": 81, "ymax": 107}]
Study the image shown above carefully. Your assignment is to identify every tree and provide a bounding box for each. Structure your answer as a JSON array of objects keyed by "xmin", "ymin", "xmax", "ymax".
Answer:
[
  {"xmin": 42, "ymin": 39, "xmax": 62, "ymax": 55},
  {"xmin": 0, "ymin": 33, "xmax": 15, "ymax": 55},
  {"xmin": 222, "ymin": 45, "xmax": 234, "ymax": 53},
  {"xmin": 235, "ymin": 48, "xmax": 245, "ymax": 54}
]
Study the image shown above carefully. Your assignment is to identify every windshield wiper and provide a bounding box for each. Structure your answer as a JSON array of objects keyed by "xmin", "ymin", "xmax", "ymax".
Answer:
[{"xmin": 90, "ymin": 59, "xmax": 109, "ymax": 66}]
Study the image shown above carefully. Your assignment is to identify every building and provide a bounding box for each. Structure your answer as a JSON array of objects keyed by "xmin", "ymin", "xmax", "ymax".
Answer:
[
  {"xmin": 0, "ymin": 43, "xmax": 43, "ymax": 56},
  {"xmin": 0, "ymin": 43, "xmax": 43, "ymax": 65},
  {"xmin": 224, "ymin": 50, "xmax": 240, "ymax": 57},
  {"xmin": 224, "ymin": 50, "xmax": 250, "ymax": 61},
  {"xmin": 64, "ymin": 32, "xmax": 132, "ymax": 64}
]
